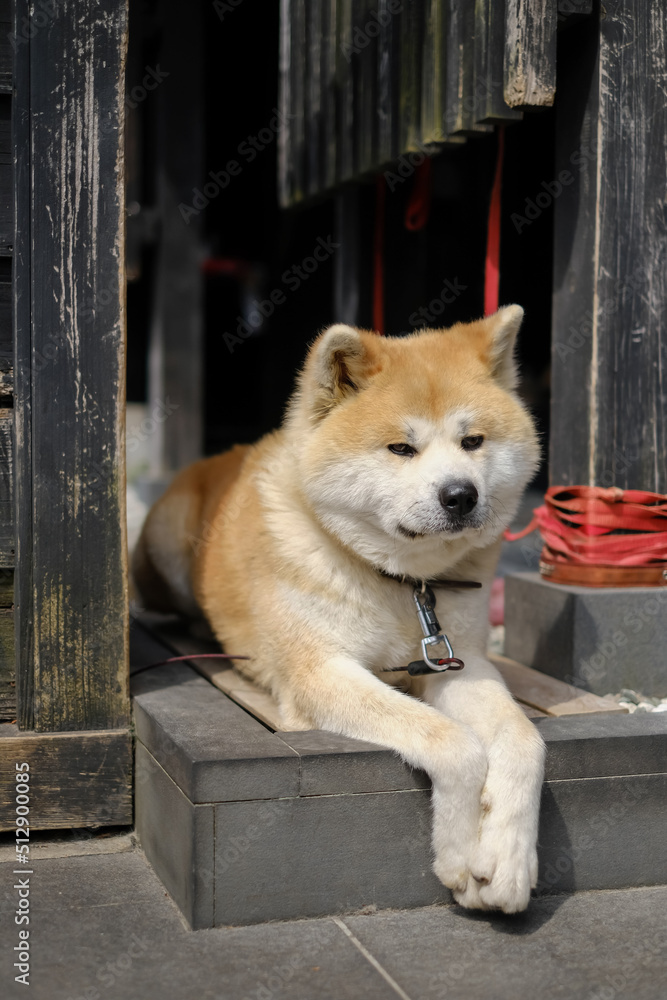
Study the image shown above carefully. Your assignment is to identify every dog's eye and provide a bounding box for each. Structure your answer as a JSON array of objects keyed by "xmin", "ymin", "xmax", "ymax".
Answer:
[
  {"xmin": 388, "ymin": 443, "xmax": 417, "ymax": 457},
  {"xmin": 461, "ymin": 435, "xmax": 484, "ymax": 451}
]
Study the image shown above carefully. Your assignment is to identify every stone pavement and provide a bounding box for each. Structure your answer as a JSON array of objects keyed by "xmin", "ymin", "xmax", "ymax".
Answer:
[{"xmin": 1, "ymin": 840, "xmax": 665, "ymax": 1000}]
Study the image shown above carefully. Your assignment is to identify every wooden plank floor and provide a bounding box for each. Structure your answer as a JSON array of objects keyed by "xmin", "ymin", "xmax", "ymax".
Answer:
[{"xmin": 133, "ymin": 613, "xmax": 626, "ymax": 732}]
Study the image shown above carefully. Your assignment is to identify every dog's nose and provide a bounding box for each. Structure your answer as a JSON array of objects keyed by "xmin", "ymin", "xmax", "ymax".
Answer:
[{"xmin": 439, "ymin": 481, "xmax": 478, "ymax": 516}]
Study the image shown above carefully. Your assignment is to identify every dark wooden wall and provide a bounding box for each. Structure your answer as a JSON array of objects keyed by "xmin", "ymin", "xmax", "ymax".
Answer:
[
  {"xmin": 550, "ymin": 0, "xmax": 667, "ymax": 493},
  {"xmin": 0, "ymin": 0, "xmax": 132, "ymax": 831},
  {"xmin": 0, "ymin": 0, "xmax": 13, "ymax": 720},
  {"xmin": 278, "ymin": 0, "xmax": 577, "ymax": 207}
]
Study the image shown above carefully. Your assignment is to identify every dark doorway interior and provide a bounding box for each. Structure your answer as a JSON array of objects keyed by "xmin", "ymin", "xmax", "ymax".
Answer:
[{"xmin": 126, "ymin": 1, "xmax": 554, "ymax": 486}]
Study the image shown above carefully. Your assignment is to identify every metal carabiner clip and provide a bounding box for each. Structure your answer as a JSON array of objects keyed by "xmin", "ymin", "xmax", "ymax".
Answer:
[{"xmin": 419, "ymin": 633, "xmax": 465, "ymax": 672}]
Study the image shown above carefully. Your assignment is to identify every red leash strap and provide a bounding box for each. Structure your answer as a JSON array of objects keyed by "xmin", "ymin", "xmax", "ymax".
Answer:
[
  {"xmin": 373, "ymin": 174, "xmax": 386, "ymax": 335},
  {"xmin": 484, "ymin": 127, "xmax": 504, "ymax": 317},
  {"xmin": 131, "ymin": 653, "xmax": 250, "ymax": 677},
  {"xmin": 505, "ymin": 486, "xmax": 667, "ymax": 587}
]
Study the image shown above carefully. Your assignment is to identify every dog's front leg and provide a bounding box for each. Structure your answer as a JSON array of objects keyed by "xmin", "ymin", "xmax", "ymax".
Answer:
[
  {"xmin": 419, "ymin": 657, "xmax": 545, "ymax": 913},
  {"xmin": 280, "ymin": 654, "xmax": 488, "ymax": 897}
]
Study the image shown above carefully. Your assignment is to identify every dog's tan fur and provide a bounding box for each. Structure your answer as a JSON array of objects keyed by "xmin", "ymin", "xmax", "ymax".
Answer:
[{"xmin": 134, "ymin": 306, "xmax": 545, "ymax": 913}]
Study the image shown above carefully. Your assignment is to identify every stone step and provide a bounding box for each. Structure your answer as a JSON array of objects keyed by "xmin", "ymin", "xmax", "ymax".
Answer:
[{"xmin": 130, "ymin": 622, "xmax": 667, "ymax": 929}]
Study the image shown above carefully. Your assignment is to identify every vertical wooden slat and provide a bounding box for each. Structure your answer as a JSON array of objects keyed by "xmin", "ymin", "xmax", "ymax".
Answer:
[
  {"xmin": 321, "ymin": 0, "xmax": 338, "ymax": 191},
  {"xmin": 0, "ymin": 407, "xmax": 12, "ymax": 566},
  {"xmin": 421, "ymin": 0, "xmax": 447, "ymax": 145},
  {"xmin": 337, "ymin": 0, "xmax": 356, "ymax": 182},
  {"xmin": 557, "ymin": 0, "xmax": 592, "ymax": 15},
  {"xmin": 376, "ymin": 0, "xmax": 399, "ymax": 166},
  {"xmin": 278, "ymin": 0, "xmax": 292, "ymax": 207},
  {"xmin": 550, "ymin": 1, "xmax": 667, "ymax": 491},
  {"xmin": 305, "ymin": 0, "xmax": 323, "ymax": 197},
  {"xmin": 0, "ymin": 260, "xmax": 10, "ymax": 401},
  {"xmin": 13, "ymin": 0, "xmax": 34, "ymax": 727},
  {"xmin": 473, "ymin": 0, "xmax": 522, "ymax": 124},
  {"xmin": 504, "ymin": 0, "xmax": 557, "ymax": 108},
  {"xmin": 445, "ymin": 0, "xmax": 492, "ymax": 135},
  {"xmin": 14, "ymin": 0, "xmax": 129, "ymax": 732},
  {"xmin": 398, "ymin": 0, "xmax": 423, "ymax": 153},
  {"xmin": 278, "ymin": 0, "xmax": 306, "ymax": 205},
  {"xmin": 290, "ymin": 0, "xmax": 306, "ymax": 201},
  {"xmin": 0, "ymin": 569, "xmax": 14, "ymax": 719},
  {"xmin": 354, "ymin": 0, "xmax": 376, "ymax": 175}
]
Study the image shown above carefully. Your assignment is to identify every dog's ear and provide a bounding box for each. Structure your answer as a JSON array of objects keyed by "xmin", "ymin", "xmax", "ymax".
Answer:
[
  {"xmin": 304, "ymin": 324, "xmax": 380, "ymax": 417},
  {"xmin": 477, "ymin": 305, "xmax": 524, "ymax": 390}
]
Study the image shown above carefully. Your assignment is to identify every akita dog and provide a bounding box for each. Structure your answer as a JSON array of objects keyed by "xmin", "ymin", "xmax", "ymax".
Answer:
[{"xmin": 133, "ymin": 305, "xmax": 545, "ymax": 914}]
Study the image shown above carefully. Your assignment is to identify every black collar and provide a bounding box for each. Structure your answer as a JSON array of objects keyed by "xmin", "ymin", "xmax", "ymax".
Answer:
[{"xmin": 377, "ymin": 568, "xmax": 483, "ymax": 590}]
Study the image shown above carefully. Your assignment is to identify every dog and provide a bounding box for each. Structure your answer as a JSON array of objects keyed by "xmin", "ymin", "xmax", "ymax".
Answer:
[{"xmin": 133, "ymin": 304, "xmax": 545, "ymax": 914}]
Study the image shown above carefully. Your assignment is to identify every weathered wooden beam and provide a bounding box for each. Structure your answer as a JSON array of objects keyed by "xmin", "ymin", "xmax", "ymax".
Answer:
[
  {"xmin": 473, "ymin": 0, "xmax": 523, "ymax": 124},
  {"xmin": 376, "ymin": 0, "xmax": 399, "ymax": 166},
  {"xmin": 399, "ymin": 0, "xmax": 423, "ymax": 152},
  {"xmin": 0, "ymin": 90, "xmax": 11, "ymax": 254},
  {"xmin": 0, "ymin": 570, "xmax": 14, "ymax": 720},
  {"xmin": 0, "ymin": 0, "xmax": 11, "ymax": 95},
  {"xmin": 278, "ymin": 0, "xmax": 294, "ymax": 207},
  {"xmin": 305, "ymin": 0, "xmax": 324, "ymax": 197},
  {"xmin": 420, "ymin": 0, "xmax": 446, "ymax": 145},
  {"xmin": 0, "ymin": 727, "xmax": 133, "ymax": 830},
  {"xmin": 0, "ymin": 407, "xmax": 13, "ymax": 567},
  {"xmin": 337, "ymin": 0, "xmax": 356, "ymax": 182},
  {"xmin": 504, "ymin": 0, "xmax": 557, "ymax": 108},
  {"xmin": 446, "ymin": 0, "xmax": 492, "ymax": 135},
  {"xmin": 557, "ymin": 0, "xmax": 592, "ymax": 16},
  {"xmin": 321, "ymin": 0, "xmax": 338, "ymax": 191},
  {"xmin": 0, "ymin": 261, "xmax": 12, "ymax": 400},
  {"xmin": 550, "ymin": 1, "xmax": 667, "ymax": 492},
  {"xmin": 13, "ymin": 0, "xmax": 130, "ymax": 732},
  {"xmin": 355, "ymin": 0, "xmax": 377, "ymax": 175}
]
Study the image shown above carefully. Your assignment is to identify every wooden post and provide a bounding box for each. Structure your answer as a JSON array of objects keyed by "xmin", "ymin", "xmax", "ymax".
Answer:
[
  {"xmin": 13, "ymin": 0, "xmax": 130, "ymax": 737},
  {"xmin": 505, "ymin": 3, "xmax": 667, "ymax": 697},
  {"xmin": 550, "ymin": 1, "xmax": 667, "ymax": 492},
  {"xmin": 2, "ymin": 0, "xmax": 133, "ymax": 830}
]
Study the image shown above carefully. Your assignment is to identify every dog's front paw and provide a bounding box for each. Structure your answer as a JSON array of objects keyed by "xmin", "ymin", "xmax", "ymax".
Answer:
[
  {"xmin": 465, "ymin": 792, "xmax": 540, "ymax": 913},
  {"xmin": 430, "ymin": 732, "xmax": 487, "ymax": 895},
  {"xmin": 448, "ymin": 838, "xmax": 536, "ymax": 913},
  {"xmin": 473, "ymin": 838, "xmax": 536, "ymax": 913}
]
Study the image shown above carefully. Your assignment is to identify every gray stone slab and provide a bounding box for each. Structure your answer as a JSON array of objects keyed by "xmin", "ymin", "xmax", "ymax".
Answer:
[
  {"xmin": 214, "ymin": 789, "xmax": 450, "ymax": 925},
  {"xmin": 537, "ymin": 772, "xmax": 667, "ymax": 895},
  {"xmin": 344, "ymin": 886, "xmax": 667, "ymax": 1000},
  {"xmin": 276, "ymin": 729, "xmax": 431, "ymax": 795},
  {"xmin": 505, "ymin": 571, "xmax": 667, "ymax": 696},
  {"xmin": 534, "ymin": 712, "xmax": 667, "ymax": 780},
  {"xmin": 0, "ymin": 851, "xmax": 397, "ymax": 1000},
  {"xmin": 133, "ymin": 662, "xmax": 300, "ymax": 802},
  {"xmin": 3, "ymin": 847, "xmax": 665, "ymax": 1000},
  {"xmin": 135, "ymin": 742, "xmax": 214, "ymax": 929}
]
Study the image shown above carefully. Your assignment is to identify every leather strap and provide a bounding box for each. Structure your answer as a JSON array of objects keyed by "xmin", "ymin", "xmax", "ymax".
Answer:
[{"xmin": 378, "ymin": 569, "xmax": 482, "ymax": 590}]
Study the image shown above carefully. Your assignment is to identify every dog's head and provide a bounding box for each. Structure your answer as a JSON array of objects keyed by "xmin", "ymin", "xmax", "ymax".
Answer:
[{"xmin": 286, "ymin": 306, "xmax": 540, "ymax": 576}]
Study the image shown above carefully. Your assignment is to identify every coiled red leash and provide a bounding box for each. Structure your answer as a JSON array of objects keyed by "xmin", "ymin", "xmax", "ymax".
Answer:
[
  {"xmin": 484, "ymin": 127, "xmax": 504, "ymax": 317},
  {"xmin": 505, "ymin": 486, "xmax": 667, "ymax": 587}
]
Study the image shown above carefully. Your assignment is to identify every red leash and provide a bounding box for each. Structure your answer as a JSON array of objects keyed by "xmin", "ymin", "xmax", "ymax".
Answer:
[
  {"xmin": 484, "ymin": 127, "xmax": 504, "ymax": 317},
  {"xmin": 131, "ymin": 653, "xmax": 249, "ymax": 677},
  {"xmin": 505, "ymin": 486, "xmax": 667, "ymax": 587}
]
